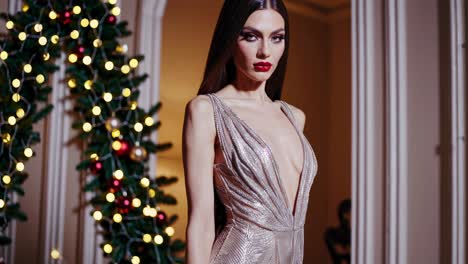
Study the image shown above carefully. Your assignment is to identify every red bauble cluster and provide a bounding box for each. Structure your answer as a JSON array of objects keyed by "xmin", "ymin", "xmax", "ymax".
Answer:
[
  {"xmin": 114, "ymin": 139, "xmax": 131, "ymax": 157},
  {"xmin": 108, "ymin": 179, "xmax": 122, "ymax": 193},
  {"xmin": 105, "ymin": 15, "xmax": 117, "ymax": 25},
  {"xmin": 156, "ymin": 210, "xmax": 167, "ymax": 226},
  {"xmin": 90, "ymin": 160, "xmax": 103, "ymax": 174},
  {"xmin": 74, "ymin": 44, "xmax": 86, "ymax": 59},
  {"xmin": 59, "ymin": 10, "xmax": 73, "ymax": 25},
  {"xmin": 116, "ymin": 196, "xmax": 132, "ymax": 214}
]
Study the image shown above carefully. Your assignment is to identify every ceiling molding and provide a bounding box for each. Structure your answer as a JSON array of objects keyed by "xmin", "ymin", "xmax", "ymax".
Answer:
[{"xmin": 284, "ymin": 0, "xmax": 350, "ymax": 23}]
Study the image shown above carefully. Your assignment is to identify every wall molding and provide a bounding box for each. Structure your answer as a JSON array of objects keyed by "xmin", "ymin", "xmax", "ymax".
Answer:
[{"xmin": 449, "ymin": 0, "xmax": 466, "ymax": 263}]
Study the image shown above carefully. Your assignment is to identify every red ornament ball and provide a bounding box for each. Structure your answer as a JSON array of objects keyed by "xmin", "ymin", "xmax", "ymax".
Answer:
[
  {"xmin": 59, "ymin": 11, "xmax": 73, "ymax": 25},
  {"xmin": 156, "ymin": 210, "xmax": 167, "ymax": 226},
  {"xmin": 105, "ymin": 15, "xmax": 117, "ymax": 25},
  {"xmin": 74, "ymin": 44, "xmax": 86, "ymax": 59},
  {"xmin": 108, "ymin": 179, "xmax": 122, "ymax": 193},
  {"xmin": 114, "ymin": 139, "xmax": 131, "ymax": 157},
  {"xmin": 90, "ymin": 161, "xmax": 103, "ymax": 174},
  {"xmin": 116, "ymin": 196, "xmax": 132, "ymax": 214}
]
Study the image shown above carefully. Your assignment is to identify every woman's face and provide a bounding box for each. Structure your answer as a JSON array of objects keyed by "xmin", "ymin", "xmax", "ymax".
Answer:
[{"xmin": 232, "ymin": 9, "xmax": 286, "ymax": 83}]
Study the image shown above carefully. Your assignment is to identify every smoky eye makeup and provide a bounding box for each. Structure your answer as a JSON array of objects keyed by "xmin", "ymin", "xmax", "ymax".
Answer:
[{"xmin": 239, "ymin": 30, "xmax": 286, "ymax": 43}]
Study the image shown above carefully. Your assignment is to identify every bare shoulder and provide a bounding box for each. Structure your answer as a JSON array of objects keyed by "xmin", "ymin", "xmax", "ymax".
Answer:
[
  {"xmin": 281, "ymin": 101, "xmax": 306, "ymax": 132},
  {"xmin": 184, "ymin": 94, "xmax": 216, "ymax": 137}
]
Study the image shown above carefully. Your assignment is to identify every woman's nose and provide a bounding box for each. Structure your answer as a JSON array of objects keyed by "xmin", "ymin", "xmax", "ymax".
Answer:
[{"xmin": 258, "ymin": 40, "xmax": 271, "ymax": 58}]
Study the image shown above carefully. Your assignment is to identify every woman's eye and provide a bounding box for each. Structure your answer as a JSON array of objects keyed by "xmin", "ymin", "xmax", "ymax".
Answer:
[
  {"xmin": 241, "ymin": 32, "xmax": 257, "ymax": 41},
  {"xmin": 272, "ymin": 35, "xmax": 285, "ymax": 43}
]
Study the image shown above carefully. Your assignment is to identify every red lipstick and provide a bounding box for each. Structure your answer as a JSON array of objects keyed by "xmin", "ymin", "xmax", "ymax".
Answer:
[{"xmin": 253, "ymin": 61, "xmax": 272, "ymax": 72}]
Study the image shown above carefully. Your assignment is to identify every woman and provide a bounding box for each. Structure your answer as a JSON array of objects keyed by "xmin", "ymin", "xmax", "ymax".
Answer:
[{"xmin": 182, "ymin": 0, "xmax": 318, "ymax": 263}]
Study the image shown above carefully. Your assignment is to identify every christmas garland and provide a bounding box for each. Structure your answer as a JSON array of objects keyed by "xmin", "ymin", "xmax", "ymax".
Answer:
[{"xmin": 0, "ymin": 0, "xmax": 185, "ymax": 263}]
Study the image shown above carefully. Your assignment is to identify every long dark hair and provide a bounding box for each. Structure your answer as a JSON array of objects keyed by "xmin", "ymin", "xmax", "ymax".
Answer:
[
  {"xmin": 197, "ymin": 0, "xmax": 290, "ymax": 101},
  {"xmin": 198, "ymin": 0, "xmax": 290, "ymax": 236}
]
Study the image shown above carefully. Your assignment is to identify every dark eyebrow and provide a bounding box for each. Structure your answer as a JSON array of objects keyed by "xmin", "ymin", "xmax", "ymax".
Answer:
[{"xmin": 241, "ymin": 26, "xmax": 285, "ymax": 36}]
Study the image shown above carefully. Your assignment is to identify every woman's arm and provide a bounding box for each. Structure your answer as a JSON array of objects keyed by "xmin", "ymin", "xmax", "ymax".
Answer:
[{"xmin": 182, "ymin": 95, "xmax": 216, "ymax": 264}]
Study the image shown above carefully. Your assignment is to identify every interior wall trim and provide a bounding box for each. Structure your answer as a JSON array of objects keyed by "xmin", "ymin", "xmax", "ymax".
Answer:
[
  {"xmin": 449, "ymin": 0, "xmax": 466, "ymax": 263},
  {"xmin": 385, "ymin": 0, "xmax": 408, "ymax": 264},
  {"xmin": 351, "ymin": 0, "xmax": 385, "ymax": 263}
]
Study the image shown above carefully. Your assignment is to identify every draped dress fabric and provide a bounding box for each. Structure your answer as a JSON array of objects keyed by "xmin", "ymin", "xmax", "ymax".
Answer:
[{"xmin": 206, "ymin": 93, "xmax": 318, "ymax": 264}]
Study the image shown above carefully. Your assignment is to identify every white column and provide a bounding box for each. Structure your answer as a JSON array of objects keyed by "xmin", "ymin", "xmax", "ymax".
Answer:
[
  {"xmin": 137, "ymin": 0, "xmax": 167, "ymax": 179},
  {"xmin": 450, "ymin": 0, "xmax": 466, "ymax": 263},
  {"xmin": 351, "ymin": 0, "xmax": 385, "ymax": 263}
]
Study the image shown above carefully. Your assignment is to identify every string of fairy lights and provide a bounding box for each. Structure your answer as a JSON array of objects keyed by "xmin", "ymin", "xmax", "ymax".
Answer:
[{"xmin": 0, "ymin": 0, "xmax": 183, "ymax": 263}]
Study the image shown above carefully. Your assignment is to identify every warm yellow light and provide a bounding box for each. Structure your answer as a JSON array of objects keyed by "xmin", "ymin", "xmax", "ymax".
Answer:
[
  {"xmin": 38, "ymin": 36, "xmax": 47, "ymax": 46},
  {"xmin": 0, "ymin": 199, "xmax": 5, "ymax": 208},
  {"xmin": 49, "ymin": 11, "xmax": 58, "ymax": 20},
  {"xmin": 113, "ymin": 213, "xmax": 122, "ymax": 223},
  {"xmin": 150, "ymin": 208, "xmax": 157, "ymax": 217},
  {"xmin": 16, "ymin": 162, "xmax": 24, "ymax": 171},
  {"xmin": 121, "ymin": 65, "xmax": 130, "ymax": 74},
  {"xmin": 2, "ymin": 133, "xmax": 11, "ymax": 144},
  {"xmin": 2, "ymin": 175, "xmax": 11, "ymax": 184},
  {"xmin": 142, "ymin": 234, "xmax": 152, "ymax": 243},
  {"xmin": 90, "ymin": 19, "xmax": 99, "ymax": 28},
  {"xmin": 144, "ymin": 117, "xmax": 154, "ymax": 126},
  {"xmin": 131, "ymin": 256, "xmax": 140, "ymax": 264},
  {"xmin": 34, "ymin": 23, "xmax": 43, "ymax": 32},
  {"xmin": 103, "ymin": 92, "xmax": 113, "ymax": 102},
  {"xmin": 23, "ymin": 64, "xmax": 32, "ymax": 73},
  {"xmin": 92, "ymin": 106, "xmax": 101, "ymax": 116},
  {"xmin": 0, "ymin": 51, "xmax": 8, "ymax": 60},
  {"xmin": 82, "ymin": 56, "xmax": 92, "ymax": 65},
  {"xmin": 112, "ymin": 141, "xmax": 122, "ymax": 151},
  {"xmin": 68, "ymin": 54, "xmax": 78, "ymax": 63},
  {"xmin": 84, "ymin": 80, "xmax": 93, "ymax": 90},
  {"xmin": 111, "ymin": 6, "xmax": 121, "ymax": 16},
  {"xmin": 16, "ymin": 108, "xmax": 25, "ymax": 118},
  {"xmin": 109, "ymin": 0, "xmax": 118, "ymax": 4},
  {"xmin": 111, "ymin": 129, "xmax": 120, "ymax": 138},
  {"xmin": 12, "ymin": 78, "xmax": 21, "ymax": 88},
  {"xmin": 90, "ymin": 153, "xmax": 99, "ymax": 160},
  {"xmin": 51, "ymin": 35, "xmax": 59, "ymax": 44},
  {"xmin": 130, "ymin": 101, "xmax": 138, "ymax": 110},
  {"xmin": 129, "ymin": 58, "xmax": 139, "ymax": 68},
  {"xmin": 132, "ymin": 198, "xmax": 141, "ymax": 208},
  {"xmin": 93, "ymin": 39, "xmax": 102, "ymax": 47},
  {"xmin": 154, "ymin": 235, "xmax": 164, "ymax": 244},
  {"xmin": 134, "ymin": 122, "xmax": 143, "ymax": 132},
  {"xmin": 142, "ymin": 206, "xmax": 151, "ymax": 216},
  {"xmin": 122, "ymin": 88, "xmax": 131, "ymax": 97},
  {"xmin": 105, "ymin": 61, "xmax": 114, "ymax": 71},
  {"xmin": 103, "ymin": 244, "xmax": 112, "ymax": 254},
  {"xmin": 18, "ymin": 32, "xmax": 27, "ymax": 41},
  {"xmin": 43, "ymin": 53, "xmax": 50, "ymax": 61},
  {"xmin": 5, "ymin": 21, "xmax": 14, "ymax": 30},
  {"xmin": 24, "ymin": 147, "xmax": 33, "ymax": 158},
  {"xmin": 165, "ymin": 226, "xmax": 175, "ymax": 236},
  {"xmin": 82, "ymin": 122, "xmax": 92, "ymax": 132},
  {"xmin": 70, "ymin": 30, "xmax": 79, "ymax": 39},
  {"xmin": 22, "ymin": 4, "xmax": 29, "ymax": 12},
  {"xmin": 50, "ymin": 249, "xmax": 60, "ymax": 259},
  {"xmin": 148, "ymin": 189, "xmax": 156, "ymax": 198},
  {"xmin": 12, "ymin": 93, "xmax": 21, "ymax": 102},
  {"xmin": 106, "ymin": 193, "xmax": 115, "ymax": 203},
  {"xmin": 36, "ymin": 74, "xmax": 45, "ymax": 84},
  {"xmin": 113, "ymin": 170, "xmax": 124, "ymax": 180},
  {"xmin": 93, "ymin": 211, "xmax": 103, "ymax": 221},
  {"xmin": 80, "ymin": 18, "xmax": 89, "ymax": 27},
  {"xmin": 73, "ymin": 6, "xmax": 82, "ymax": 14},
  {"xmin": 8, "ymin": 116, "xmax": 16, "ymax": 125},
  {"xmin": 68, "ymin": 79, "xmax": 76, "ymax": 88},
  {"xmin": 140, "ymin": 177, "xmax": 150, "ymax": 188}
]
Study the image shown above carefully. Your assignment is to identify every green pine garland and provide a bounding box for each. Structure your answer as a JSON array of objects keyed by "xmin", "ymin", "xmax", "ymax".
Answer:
[{"xmin": 0, "ymin": 0, "xmax": 185, "ymax": 263}]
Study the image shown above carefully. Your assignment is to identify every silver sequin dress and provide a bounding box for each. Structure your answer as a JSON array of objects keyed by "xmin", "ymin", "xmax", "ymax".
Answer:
[{"xmin": 206, "ymin": 93, "xmax": 318, "ymax": 264}]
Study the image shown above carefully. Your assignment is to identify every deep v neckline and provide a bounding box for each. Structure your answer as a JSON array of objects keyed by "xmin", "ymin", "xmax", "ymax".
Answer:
[{"xmin": 210, "ymin": 93, "xmax": 306, "ymax": 219}]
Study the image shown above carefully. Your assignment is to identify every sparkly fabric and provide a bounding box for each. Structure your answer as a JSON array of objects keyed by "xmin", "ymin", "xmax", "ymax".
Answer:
[{"xmin": 206, "ymin": 93, "xmax": 318, "ymax": 264}]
